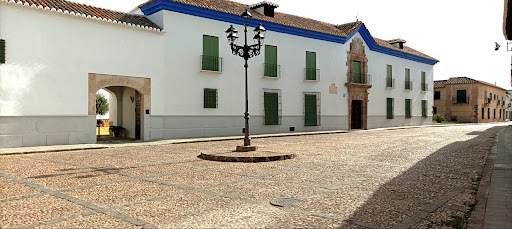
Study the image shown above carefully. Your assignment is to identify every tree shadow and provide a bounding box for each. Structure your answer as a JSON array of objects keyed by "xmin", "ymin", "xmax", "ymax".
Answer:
[{"xmin": 345, "ymin": 126, "xmax": 503, "ymax": 228}]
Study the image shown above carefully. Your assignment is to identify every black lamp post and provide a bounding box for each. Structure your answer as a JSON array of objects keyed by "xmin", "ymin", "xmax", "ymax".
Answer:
[{"xmin": 226, "ymin": 9, "xmax": 266, "ymax": 151}]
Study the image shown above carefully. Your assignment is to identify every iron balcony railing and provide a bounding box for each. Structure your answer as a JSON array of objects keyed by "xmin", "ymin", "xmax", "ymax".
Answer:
[
  {"xmin": 405, "ymin": 80, "xmax": 413, "ymax": 90},
  {"xmin": 304, "ymin": 68, "xmax": 320, "ymax": 81},
  {"xmin": 452, "ymin": 95, "xmax": 471, "ymax": 104},
  {"xmin": 201, "ymin": 55, "xmax": 223, "ymax": 72},
  {"xmin": 386, "ymin": 78, "xmax": 395, "ymax": 88},
  {"xmin": 421, "ymin": 83, "xmax": 428, "ymax": 91},
  {"xmin": 347, "ymin": 72, "xmax": 372, "ymax": 85},
  {"xmin": 264, "ymin": 63, "xmax": 281, "ymax": 78}
]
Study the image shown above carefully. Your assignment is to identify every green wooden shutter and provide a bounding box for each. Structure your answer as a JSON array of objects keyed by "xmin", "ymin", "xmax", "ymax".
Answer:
[
  {"xmin": 305, "ymin": 94, "xmax": 317, "ymax": 126},
  {"xmin": 387, "ymin": 98, "xmax": 394, "ymax": 119},
  {"xmin": 306, "ymin": 52, "xmax": 316, "ymax": 80},
  {"xmin": 422, "ymin": 100, "xmax": 427, "ymax": 118},
  {"xmin": 405, "ymin": 99, "xmax": 411, "ymax": 118},
  {"xmin": 421, "ymin": 72, "xmax": 426, "ymax": 91},
  {"xmin": 265, "ymin": 45, "xmax": 278, "ymax": 77},
  {"xmin": 264, "ymin": 92, "xmax": 279, "ymax": 125},
  {"xmin": 0, "ymin": 39, "xmax": 5, "ymax": 64},
  {"xmin": 405, "ymin": 69, "xmax": 410, "ymax": 89},
  {"xmin": 352, "ymin": 61, "xmax": 361, "ymax": 83},
  {"xmin": 386, "ymin": 65, "xmax": 392, "ymax": 87},
  {"xmin": 204, "ymin": 89, "xmax": 217, "ymax": 108},
  {"xmin": 202, "ymin": 35, "xmax": 219, "ymax": 71}
]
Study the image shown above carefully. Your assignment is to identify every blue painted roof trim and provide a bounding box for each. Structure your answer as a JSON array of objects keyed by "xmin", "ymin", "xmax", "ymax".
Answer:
[{"xmin": 140, "ymin": 0, "xmax": 438, "ymax": 65}]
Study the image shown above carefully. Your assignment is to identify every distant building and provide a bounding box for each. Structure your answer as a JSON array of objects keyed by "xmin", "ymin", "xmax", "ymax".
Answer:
[
  {"xmin": 506, "ymin": 90, "xmax": 512, "ymax": 120},
  {"xmin": 434, "ymin": 77, "xmax": 508, "ymax": 123}
]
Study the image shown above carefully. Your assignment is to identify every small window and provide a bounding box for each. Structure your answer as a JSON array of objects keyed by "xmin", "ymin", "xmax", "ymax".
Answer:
[
  {"xmin": 422, "ymin": 100, "xmax": 427, "ymax": 118},
  {"xmin": 202, "ymin": 35, "xmax": 221, "ymax": 72},
  {"xmin": 434, "ymin": 91, "xmax": 441, "ymax": 100},
  {"xmin": 305, "ymin": 51, "xmax": 317, "ymax": 81},
  {"xmin": 304, "ymin": 93, "xmax": 320, "ymax": 126},
  {"xmin": 494, "ymin": 109, "xmax": 496, "ymax": 119},
  {"xmin": 457, "ymin": 90, "xmax": 467, "ymax": 103},
  {"xmin": 264, "ymin": 89, "xmax": 281, "ymax": 125},
  {"xmin": 405, "ymin": 99, "xmax": 411, "ymax": 118},
  {"xmin": 386, "ymin": 65, "xmax": 393, "ymax": 88},
  {"xmin": 386, "ymin": 98, "xmax": 394, "ymax": 119},
  {"xmin": 405, "ymin": 68, "xmax": 411, "ymax": 90},
  {"xmin": 482, "ymin": 108, "xmax": 484, "ymax": 119},
  {"xmin": 264, "ymin": 45, "xmax": 278, "ymax": 77},
  {"xmin": 488, "ymin": 108, "xmax": 490, "ymax": 119},
  {"xmin": 204, "ymin": 88, "xmax": 217, "ymax": 108},
  {"xmin": 0, "ymin": 39, "xmax": 5, "ymax": 64}
]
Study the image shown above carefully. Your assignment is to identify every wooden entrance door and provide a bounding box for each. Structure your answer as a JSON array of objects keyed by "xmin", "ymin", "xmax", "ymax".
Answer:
[
  {"xmin": 135, "ymin": 91, "xmax": 141, "ymax": 140},
  {"xmin": 351, "ymin": 100, "xmax": 362, "ymax": 129}
]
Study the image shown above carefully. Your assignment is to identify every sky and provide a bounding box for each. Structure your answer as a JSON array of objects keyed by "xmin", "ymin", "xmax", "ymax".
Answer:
[{"xmin": 74, "ymin": 0, "xmax": 512, "ymax": 90}]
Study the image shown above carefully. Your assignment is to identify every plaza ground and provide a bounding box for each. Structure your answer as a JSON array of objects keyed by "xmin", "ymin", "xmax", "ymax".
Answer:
[{"xmin": 1, "ymin": 123, "xmax": 510, "ymax": 228}]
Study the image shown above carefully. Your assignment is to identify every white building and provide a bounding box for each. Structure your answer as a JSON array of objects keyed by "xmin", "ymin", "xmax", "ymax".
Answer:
[{"xmin": 0, "ymin": 0, "xmax": 438, "ymax": 148}]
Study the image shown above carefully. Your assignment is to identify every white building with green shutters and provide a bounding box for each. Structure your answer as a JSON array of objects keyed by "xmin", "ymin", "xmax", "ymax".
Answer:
[{"xmin": 0, "ymin": 0, "xmax": 438, "ymax": 148}]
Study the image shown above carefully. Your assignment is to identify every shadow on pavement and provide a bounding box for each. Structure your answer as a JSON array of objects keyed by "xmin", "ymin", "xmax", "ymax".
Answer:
[{"xmin": 345, "ymin": 126, "xmax": 503, "ymax": 228}]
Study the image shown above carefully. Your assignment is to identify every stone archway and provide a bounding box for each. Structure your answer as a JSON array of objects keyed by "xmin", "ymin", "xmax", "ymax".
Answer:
[
  {"xmin": 88, "ymin": 73, "xmax": 151, "ymax": 140},
  {"xmin": 345, "ymin": 37, "xmax": 371, "ymax": 130}
]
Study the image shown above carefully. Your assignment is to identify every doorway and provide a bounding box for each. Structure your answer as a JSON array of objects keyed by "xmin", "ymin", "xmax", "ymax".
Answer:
[{"xmin": 351, "ymin": 100, "xmax": 362, "ymax": 129}]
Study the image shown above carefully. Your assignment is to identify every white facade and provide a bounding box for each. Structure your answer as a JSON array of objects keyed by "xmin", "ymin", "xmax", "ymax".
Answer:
[{"xmin": 0, "ymin": 0, "xmax": 437, "ymax": 148}]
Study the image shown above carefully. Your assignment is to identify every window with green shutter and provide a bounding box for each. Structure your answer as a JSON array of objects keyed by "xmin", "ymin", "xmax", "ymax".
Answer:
[
  {"xmin": 421, "ymin": 72, "xmax": 426, "ymax": 91},
  {"xmin": 264, "ymin": 92, "xmax": 279, "ymax": 125},
  {"xmin": 264, "ymin": 45, "xmax": 278, "ymax": 77},
  {"xmin": 405, "ymin": 68, "xmax": 411, "ymax": 90},
  {"xmin": 387, "ymin": 98, "xmax": 394, "ymax": 119},
  {"xmin": 422, "ymin": 100, "xmax": 427, "ymax": 118},
  {"xmin": 305, "ymin": 51, "xmax": 316, "ymax": 80},
  {"xmin": 352, "ymin": 61, "xmax": 361, "ymax": 83},
  {"xmin": 202, "ymin": 35, "xmax": 219, "ymax": 71},
  {"xmin": 386, "ymin": 65, "xmax": 393, "ymax": 88},
  {"xmin": 204, "ymin": 88, "xmax": 217, "ymax": 108},
  {"xmin": 0, "ymin": 39, "xmax": 5, "ymax": 64},
  {"xmin": 405, "ymin": 99, "xmax": 411, "ymax": 118},
  {"xmin": 305, "ymin": 94, "xmax": 318, "ymax": 126}
]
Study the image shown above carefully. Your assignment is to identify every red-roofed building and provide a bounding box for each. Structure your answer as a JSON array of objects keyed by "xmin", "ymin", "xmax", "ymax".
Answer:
[
  {"xmin": 0, "ymin": 0, "xmax": 439, "ymax": 148},
  {"xmin": 434, "ymin": 77, "xmax": 508, "ymax": 123}
]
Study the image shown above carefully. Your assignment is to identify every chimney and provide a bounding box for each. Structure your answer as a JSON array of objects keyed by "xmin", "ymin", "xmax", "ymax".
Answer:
[
  {"xmin": 250, "ymin": 1, "xmax": 279, "ymax": 17},
  {"xmin": 387, "ymin": 38, "xmax": 407, "ymax": 49}
]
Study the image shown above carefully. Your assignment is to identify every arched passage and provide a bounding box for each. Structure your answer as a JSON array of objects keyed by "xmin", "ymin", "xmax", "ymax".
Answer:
[{"xmin": 88, "ymin": 73, "xmax": 151, "ymax": 141}]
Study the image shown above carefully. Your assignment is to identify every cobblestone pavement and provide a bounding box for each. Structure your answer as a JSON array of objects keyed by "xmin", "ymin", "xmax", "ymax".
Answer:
[{"xmin": 0, "ymin": 124, "xmax": 507, "ymax": 228}]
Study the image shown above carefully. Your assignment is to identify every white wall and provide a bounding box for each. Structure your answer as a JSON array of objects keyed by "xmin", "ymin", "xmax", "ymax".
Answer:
[
  {"xmin": 0, "ymin": 4, "xmax": 164, "ymax": 116},
  {"xmin": 122, "ymin": 87, "xmax": 136, "ymax": 138}
]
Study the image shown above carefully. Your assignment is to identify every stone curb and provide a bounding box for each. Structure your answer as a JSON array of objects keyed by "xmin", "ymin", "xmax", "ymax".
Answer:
[
  {"xmin": 197, "ymin": 152, "xmax": 296, "ymax": 163},
  {"xmin": 467, "ymin": 127, "xmax": 504, "ymax": 229},
  {"xmin": 2, "ymin": 122, "xmax": 509, "ymax": 156}
]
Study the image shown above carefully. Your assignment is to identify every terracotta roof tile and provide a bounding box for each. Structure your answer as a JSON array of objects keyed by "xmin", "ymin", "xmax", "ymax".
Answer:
[
  {"xmin": 434, "ymin": 80, "xmax": 447, "ymax": 88},
  {"xmin": 139, "ymin": 0, "xmax": 437, "ymax": 62},
  {"xmin": 7, "ymin": 0, "xmax": 161, "ymax": 30},
  {"xmin": 435, "ymin": 77, "xmax": 506, "ymax": 90}
]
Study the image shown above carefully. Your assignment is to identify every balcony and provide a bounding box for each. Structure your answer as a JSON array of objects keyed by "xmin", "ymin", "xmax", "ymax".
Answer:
[
  {"xmin": 405, "ymin": 80, "xmax": 413, "ymax": 90},
  {"xmin": 304, "ymin": 68, "xmax": 320, "ymax": 81},
  {"xmin": 421, "ymin": 83, "xmax": 428, "ymax": 92},
  {"xmin": 347, "ymin": 72, "xmax": 372, "ymax": 85},
  {"xmin": 452, "ymin": 95, "xmax": 471, "ymax": 104},
  {"xmin": 264, "ymin": 63, "xmax": 281, "ymax": 78},
  {"xmin": 386, "ymin": 78, "xmax": 395, "ymax": 88},
  {"xmin": 201, "ymin": 55, "xmax": 223, "ymax": 73}
]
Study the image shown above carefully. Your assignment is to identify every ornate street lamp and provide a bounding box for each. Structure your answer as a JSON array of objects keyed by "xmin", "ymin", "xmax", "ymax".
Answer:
[{"xmin": 226, "ymin": 9, "xmax": 266, "ymax": 152}]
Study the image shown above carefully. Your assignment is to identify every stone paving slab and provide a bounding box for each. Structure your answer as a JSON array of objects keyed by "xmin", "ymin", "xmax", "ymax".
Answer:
[{"xmin": 0, "ymin": 123, "xmax": 510, "ymax": 228}]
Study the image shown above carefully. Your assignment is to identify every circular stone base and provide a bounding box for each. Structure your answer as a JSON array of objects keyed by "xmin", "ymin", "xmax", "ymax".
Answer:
[
  {"xmin": 235, "ymin": 145, "xmax": 258, "ymax": 152},
  {"xmin": 198, "ymin": 151, "xmax": 296, "ymax": 163}
]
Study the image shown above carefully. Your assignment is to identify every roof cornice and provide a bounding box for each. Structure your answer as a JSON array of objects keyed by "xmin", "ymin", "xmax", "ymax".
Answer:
[
  {"xmin": 1, "ymin": 0, "xmax": 163, "ymax": 33},
  {"xmin": 140, "ymin": 0, "xmax": 439, "ymax": 65}
]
